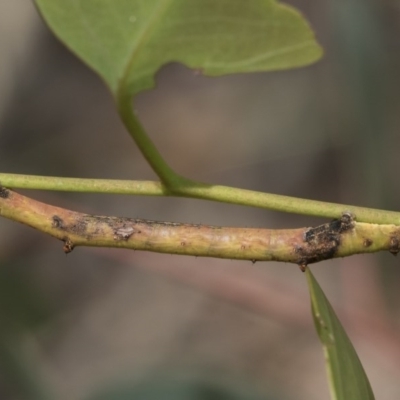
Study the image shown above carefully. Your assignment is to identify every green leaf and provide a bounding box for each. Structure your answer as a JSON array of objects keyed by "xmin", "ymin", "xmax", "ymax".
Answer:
[
  {"xmin": 306, "ymin": 269, "xmax": 375, "ymax": 400},
  {"xmin": 34, "ymin": 0, "xmax": 322, "ymax": 98}
]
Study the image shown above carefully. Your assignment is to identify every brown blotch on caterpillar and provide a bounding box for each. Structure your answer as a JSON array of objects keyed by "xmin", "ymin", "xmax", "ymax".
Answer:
[
  {"xmin": 295, "ymin": 212, "xmax": 355, "ymax": 266},
  {"xmin": 0, "ymin": 186, "xmax": 10, "ymax": 199},
  {"xmin": 52, "ymin": 215, "xmax": 88, "ymax": 237},
  {"xmin": 363, "ymin": 238, "xmax": 373, "ymax": 247},
  {"xmin": 114, "ymin": 226, "xmax": 135, "ymax": 241},
  {"xmin": 52, "ymin": 215, "xmax": 65, "ymax": 229},
  {"xmin": 389, "ymin": 237, "xmax": 400, "ymax": 256},
  {"xmin": 63, "ymin": 238, "xmax": 74, "ymax": 254}
]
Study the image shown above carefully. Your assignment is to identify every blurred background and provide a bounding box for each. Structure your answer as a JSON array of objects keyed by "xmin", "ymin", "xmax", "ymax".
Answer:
[{"xmin": 1, "ymin": 1, "xmax": 400, "ymax": 399}]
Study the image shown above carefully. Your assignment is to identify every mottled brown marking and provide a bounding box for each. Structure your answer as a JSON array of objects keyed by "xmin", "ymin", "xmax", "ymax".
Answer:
[
  {"xmin": 295, "ymin": 212, "xmax": 355, "ymax": 266},
  {"xmin": 389, "ymin": 237, "xmax": 400, "ymax": 256},
  {"xmin": 52, "ymin": 215, "xmax": 88, "ymax": 237},
  {"xmin": 114, "ymin": 226, "xmax": 135, "ymax": 241},
  {"xmin": 0, "ymin": 186, "xmax": 10, "ymax": 199},
  {"xmin": 52, "ymin": 215, "xmax": 64, "ymax": 229},
  {"xmin": 363, "ymin": 238, "xmax": 373, "ymax": 247},
  {"xmin": 71, "ymin": 219, "xmax": 88, "ymax": 235}
]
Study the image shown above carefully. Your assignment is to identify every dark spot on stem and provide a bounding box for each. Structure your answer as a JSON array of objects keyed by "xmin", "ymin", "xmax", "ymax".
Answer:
[
  {"xmin": 251, "ymin": 259, "xmax": 256, "ymax": 264},
  {"xmin": 389, "ymin": 237, "xmax": 400, "ymax": 256},
  {"xmin": 52, "ymin": 215, "xmax": 65, "ymax": 229},
  {"xmin": 295, "ymin": 212, "xmax": 355, "ymax": 266},
  {"xmin": 52, "ymin": 215, "xmax": 88, "ymax": 237},
  {"xmin": 71, "ymin": 219, "xmax": 88, "ymax": 235},
  {"xmin": 363, "ymin": 238, "xmax": 373, "ymax": 247},
  {"xmin": 0, "ymin": 186, "xmax": 10, "ymax": 199}
]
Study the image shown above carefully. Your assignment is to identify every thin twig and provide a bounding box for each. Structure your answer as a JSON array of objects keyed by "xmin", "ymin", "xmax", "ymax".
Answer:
[{"xmin": 2, "ymin": 173, "xmax": 400, "ymax": 224}]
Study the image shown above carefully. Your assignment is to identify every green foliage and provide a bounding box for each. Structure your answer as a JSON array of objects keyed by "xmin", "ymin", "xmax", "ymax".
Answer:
[
  {"xmin": 34, "ymin": 0, "xmax": 322, "ymax": 98},
  {"xmin": 306, "ymin": 269, "xmax": 375, "ymax": 400}
]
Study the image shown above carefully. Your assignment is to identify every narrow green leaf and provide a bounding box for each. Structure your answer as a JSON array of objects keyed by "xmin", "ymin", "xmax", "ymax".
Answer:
[
  {"xmin": 34, "ymin": 0, "xmax": 322, "ymax": 98},
  {"xmin": 306, "ymin": 269, "xmax": 375, "ymax": 400}
]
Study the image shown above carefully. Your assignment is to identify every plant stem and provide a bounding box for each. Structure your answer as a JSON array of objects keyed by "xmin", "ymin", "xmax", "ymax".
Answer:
[
  {"xmin": 0, "ymin": 173, "xmax": 166, "ymax": 195},
  {"xmin": 116, "ymin": 92, "xmax": 185, "ymax": 187},
  {"xmin": 1, "ymin": 172, "xmax": 400, "ymax": 225}
]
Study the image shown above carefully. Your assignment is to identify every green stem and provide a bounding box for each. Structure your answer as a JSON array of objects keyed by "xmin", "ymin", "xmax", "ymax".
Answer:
[
  {"xmin": 108, "ymin": 90, "xmax": 400, "ymax": 224},
  {"xmin": 116, "ymin": 92, "xmax": 184, "ymax": 187},
  {"xmin": 0, "ymin": 173, "xmax": 166, "ymax": 195},
  {"xmin": 1, "ymin": 172, "xmax": 400, "ymax": 225},
  {"xmin": 172, "ymin": 183, "xmax": 400, "ymax": 225}
]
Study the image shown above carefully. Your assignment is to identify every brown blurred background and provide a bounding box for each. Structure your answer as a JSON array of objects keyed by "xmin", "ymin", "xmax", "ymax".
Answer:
[{"xmin": 1, "ymin": 1, "xmax": 400, "ymax": 399}]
